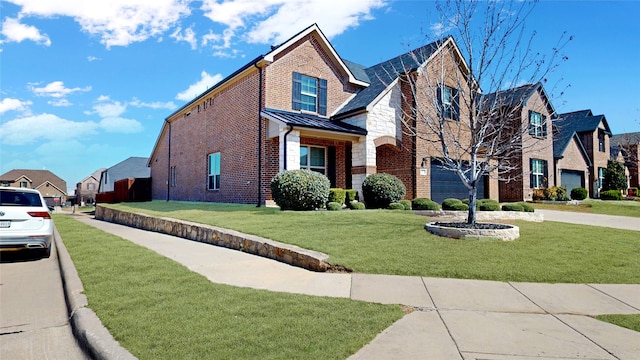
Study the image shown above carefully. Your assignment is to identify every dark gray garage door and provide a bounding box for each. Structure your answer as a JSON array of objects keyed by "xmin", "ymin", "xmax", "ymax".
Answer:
[
  {"xmin": 430, "ymin": 160, "xmax": 486, "ymax": 204},
  {"xmin": 561, "ymin": 170, "xmax": 584, "ymax": 197}
]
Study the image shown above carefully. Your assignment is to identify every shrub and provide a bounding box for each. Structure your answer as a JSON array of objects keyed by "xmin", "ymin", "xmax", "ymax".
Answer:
[
  {"xmin": 502, "ymin": 203, "xmax": 524, "ymax": 212},
  {"xmin": 270, "ymin": 170, "xmax": 330, "ymax": 211},
  {"xmin": 602, "ymin": 160, "xmax": 627, "ymax": 191},
  {"xmin": 328, "ymin": 188, "xmax": 346, "ymax": 205},
  {"xmin": 350, "ymin": 201, "xmax": 365, "ymax": 210},
  {"xmin": 556, "ymin": 186, "xmax": 568, "ymax": 201},
  {"xmin": 478, "ymin": 199, "xmax": 500, "ymax": 211},
  {"xmin": 345, "ymin": 189, "xmax": 358, "ymax": 204},
  {"xmin": 600, "ymin": 189, "xmax": 623, "ymax": 200},
  {"xmin": 629, "ymin": 187, "xmax": 639, "ymax": 197},
  {"xmin": 412, "ymin": 198, "xmax": 440, "ymax": 210},
  {"xmin": 520, "ymin": 203, "xmax": 535, "ymax": 212},
  {"xmin": 570, "ymin": 187, "xmax": 588, "ymax": 200},
  {"xmin": 362, "ymin": 173, "xmax": 406, "ymax": 209},
  {"xmin": 399, "ymin": 199, "xmax": 412, "ymax": 210},
  {"xmin": 326, "ymin": 202, "xmax": 342, "ymax": 211},
  {"xmin": 532, "ymin": 188, "xmax": 545, "ymax": 201},
  {"xmin": 441, "ymin": 198, "xmax": 469, "ymax": 211},
  {"xmin": 388, "ymin": 202, "xmax": 405, "ymax": 210}
]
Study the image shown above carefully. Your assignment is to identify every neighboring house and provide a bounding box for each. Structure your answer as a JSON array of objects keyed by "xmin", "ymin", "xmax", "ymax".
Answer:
[
  {"xmin": 148, "ymin": 24, "xmax": 503, "ymax": 205},
  {"xmin": 75, "ymin": 168, "xmax": 105, "ymax": 205},
  {"xmin": 554, "ymin": 110, "xmax": 612, "ymax": 197},
  {"xmin": 611, "ymin": 132, "xmax": 640, "ymax": 189},
  {"xmin": 482, "ymin": 83, "xmax": 556, "ymax": 202},
  {"xmin": 0, "ymin": 169, "xmax": 68, "ymax": 206},
  {"xmin": 99, "ymin": 157, "xmax": 150, "ymax": 193}
]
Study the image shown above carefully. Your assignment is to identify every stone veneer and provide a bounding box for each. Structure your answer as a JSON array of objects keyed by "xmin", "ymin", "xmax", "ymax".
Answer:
[
  {"xmin": 95, "ymin": 206, "xmax": 331, "ymax": 272},
  {"xmin": 414, "ymin": 210, "xmax": 543, "ymax": 222},
  {"xmin": 425, "ymin": 222, "xmax": 520, "ymax": 241}
]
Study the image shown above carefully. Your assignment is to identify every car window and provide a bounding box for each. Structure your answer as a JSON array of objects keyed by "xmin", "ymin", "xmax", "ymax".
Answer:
[{"xmin": 0, "ymin": 191, "xmax": 43, "ymax": 207}]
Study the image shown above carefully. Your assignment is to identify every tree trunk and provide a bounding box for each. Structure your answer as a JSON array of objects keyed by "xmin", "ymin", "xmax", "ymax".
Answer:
[{"xmin": 467, "ymin": 188, "xmax": 477, "ymax": 224}]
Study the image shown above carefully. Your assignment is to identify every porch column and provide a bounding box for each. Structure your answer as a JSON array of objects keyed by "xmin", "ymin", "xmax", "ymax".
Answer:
[
  {"xmin": 279, "ymin": 128, "xmax": 300, "ymax": 171},
  {"xmin": 351, "ymin": 136, "xmax": 377, "ymax": 199}
]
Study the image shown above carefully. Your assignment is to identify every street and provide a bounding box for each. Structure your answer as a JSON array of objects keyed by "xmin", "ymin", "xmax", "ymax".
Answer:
[{"xmin": 0, "ymin": 237, "xmax": 89, "ymax": 360}]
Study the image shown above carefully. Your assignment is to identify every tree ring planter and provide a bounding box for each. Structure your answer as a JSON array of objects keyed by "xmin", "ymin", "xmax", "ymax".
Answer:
[{"xmin": 425, "ymin": 222, "xmax": 519, "ymax": 241}]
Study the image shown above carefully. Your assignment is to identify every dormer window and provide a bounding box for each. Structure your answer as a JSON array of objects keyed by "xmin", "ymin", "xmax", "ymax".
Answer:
[{"xmin": 292, "ymin": 72, "xmax": 327, "ymax": 115}]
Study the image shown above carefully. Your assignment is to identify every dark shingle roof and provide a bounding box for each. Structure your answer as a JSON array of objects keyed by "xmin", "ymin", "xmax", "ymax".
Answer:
[
  {"xmin": 611, "ymin": 132, "xmax": 640, "ymax": 146},
  {"xmin": 335, "ymin": 37, "xmax": 450, "ymax": 117},
  {"xmin": 262, "ymin": 108, "xmax": 367, "ymax": 135},
  {"xmin": 552, "ymin": 130, "xmax": 591, "ymax": 165},
  {"xmin": 555, "ymin": 109, "xmax": 611, "ymax": 136}
]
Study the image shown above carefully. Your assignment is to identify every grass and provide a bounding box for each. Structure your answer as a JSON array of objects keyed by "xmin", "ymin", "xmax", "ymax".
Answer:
[
  {"xmin": 529, "ymin": 198, "xmax": 640, "ymax": 218},
  {"xmin": 596, "ymin": 314, "xmax": 640, "ymax": 333},
  {"xmin": 54, "ymin": 214, "xmax": 403, "ymax": 360},
  {"xmin": 103, "ymin": 201, "xmax": 640, "ymax": 284}
]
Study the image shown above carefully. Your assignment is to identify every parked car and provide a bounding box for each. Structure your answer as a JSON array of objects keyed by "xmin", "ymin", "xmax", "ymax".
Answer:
[{"xmin": 0, "ymin": 187, "xmax": 54, "ymax": 258}]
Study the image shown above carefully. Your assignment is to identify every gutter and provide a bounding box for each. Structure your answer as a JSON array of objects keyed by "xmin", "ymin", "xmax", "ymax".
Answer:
[
  {"xmin": 166, "ymin": 119, "xmax": 171, "ymax": 201},
  {"xmin": 283, "ymin": 125, "xmax": 294, "ymax": 170},
  {"xmin": 254, "ymin": 62, "xmax": 263, "ymax": 207}
]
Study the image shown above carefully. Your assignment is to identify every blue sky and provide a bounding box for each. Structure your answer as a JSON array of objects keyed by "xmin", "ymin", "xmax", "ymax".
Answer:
[{"xmin": 1, "ymin": 0, "xmax": 639, "ymax": 193}]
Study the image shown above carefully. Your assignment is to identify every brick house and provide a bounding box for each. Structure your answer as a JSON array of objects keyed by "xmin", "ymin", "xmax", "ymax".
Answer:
[
  {"xmin": 75, "ymin": 168, "xmax": 105, "ymax": 205},
  {"xmin": 148, "ymin": 24, "xmax": 501, "ymax": 205},
  {"xmin": 0, "ymin": 169, "xmax": 68, "ymax": 206},
  {"xmin": 98, "ymin": 157, "xmax": 150, "ymax": 193},
  {"xmin": 553, "ymin": 127, "xmax": 591, "ymax": 197},
  {"xmin": 481, "ymin": 83, "xmax": 556, "ymax": 202},
  {"xmin": 611, "ymin": 132, "xmax": 640, "ymax": 190},
  {"xmin": 554, "ymin": 110, "xmax": 612, "ymax": 197}
]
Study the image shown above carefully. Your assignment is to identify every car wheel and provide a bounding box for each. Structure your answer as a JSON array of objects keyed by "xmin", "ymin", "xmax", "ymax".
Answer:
[{"xmin": 37, "ymin": 247, "xmax": 51, "ymax": 259}]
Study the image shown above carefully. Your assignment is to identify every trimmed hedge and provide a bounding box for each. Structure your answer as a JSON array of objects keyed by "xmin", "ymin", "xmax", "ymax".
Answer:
[
  {"xmin": 520, "ymin": 203, "xmax": 535, "ymax": 212},
  {"xmin": 570, "ymin": 187, "xmax": 588, "ymax": 200},
  {"xmin": 327, "ymin": 202, "xmax": 342, "ymax": 211},
  {"xmin": 328, "ymin": 188, "xmax": 346, "ymax": 205},
  {"xmin": 270, "ymin": 170, "xmax": 330, "ymax": 211},
  {"xmin": 388, "ymin": 202, "xmax": 405, "ymax": 210},
  {"xmin": 362, "ymin": 173, "xmax": 406, "ymax": 209},
  {"xmin": 412, "ymin": 198, "xmax": 440, "ymax": 210},
  {"xmin": 600, "ymin": 189, "xmax": 623, "ymax": 200},
  {"xmin": 478, "ymin": 199, "xmax": 500, "ymax": 211},
  {"xmin": 442, "ymin": 198, "xmax": 469, "ymax": 211},
  {"xmin": 398, "ymin": 199, "xmax": 412, "ymax": 210},
  {"xmin": 345, "ymin": 189, "xmax": 358, "ymax": 203},
  {"xmin": 502, "ymin": 203, "xmax": 524, "ymax": 212},
  {"xmin": 349, "ymin": 201, "xmax": 365, "ymax": 210}
]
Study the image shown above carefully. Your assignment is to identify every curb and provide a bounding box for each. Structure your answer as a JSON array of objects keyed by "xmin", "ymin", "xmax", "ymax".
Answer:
[{"xmin": 55, "ymin": 225, "xmax": 137, "ymax": 360}]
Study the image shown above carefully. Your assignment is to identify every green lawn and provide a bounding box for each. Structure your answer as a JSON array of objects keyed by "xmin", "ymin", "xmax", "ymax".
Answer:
[
  {"xmin": 529, "ymin": 198, "xmax": 640, "ymax": 218},
  {"xmin": 55, "ymin": 215, "xmax": 403, "ymax": 360},
  {"xmin": 103, "ymin": 201, "xmax": 640, "ymax": 284},
  {"xmin": 596, "ymin": 314, "xmax": 640, "ymax": 333}
]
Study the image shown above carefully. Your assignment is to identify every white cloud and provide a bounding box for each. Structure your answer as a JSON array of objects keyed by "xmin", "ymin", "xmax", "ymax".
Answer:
[
  {"xmin": 48, "ymin": 99, "xmax": 72, "ymax": 107},
  {"xmin": 1, "ymin": 17, "xmax": 51, "ymax": 46},
  {"xmin": 5, "ymin": 0, "xmax": 191, "ymax": 48},
  {"xmin": 93, "ymin": 101, "xmax": 126, "ymax": 118},
  {"xmin": 98, "ymin": 117, "xmax": 144, "ymax": 133},
  {"xmin": 175, "ymin": 71, "xmax": 224, "ymax": 101},
  {"xmin": 87, "ymin": 55, "xmax": 101, "ymax": 61},
  {"xmin": 430, "ymin": 14, "xmax": 460, "ymax": 37},
  {"xmin": 30, "ymin": 81, "xmax": 91, "ymax": 98},
  {"xmin": 129, "ymin": 98, "xmax": 177, "ymax": 110},
  {"xmin": 170, "ymin": 26, "xmax": 197, "ymax": 49},
  {"xmin": 200, "ymin": 0, "xmax": 386, "ymax": 48},
  {"xmin": 0, "ymin": 98, "xmax": 32, "ymax": 114},
  {"xmin": 0, "ymin": 113, "xmax": 98, "ymax": 145}
]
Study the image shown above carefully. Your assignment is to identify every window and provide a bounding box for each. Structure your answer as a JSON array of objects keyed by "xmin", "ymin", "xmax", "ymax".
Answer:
[
  {"xmin": 439, "ymin": 85, "xmax": 459, "ymax": 120},
  {"xmin": 528, "ymin": 111, "xmax": 547, "ymax": 138},
  {"xmin": 598, "ymin": 167, "xmax": 606, "ymax": 189},
  {"xmin": 292, "ymin": 72, "xmax": 327, "ymax": 115},
  {"xmin": 170, "ymin": 166, "xmax": 177, "ymax": 187},
  {"xmin": 87, "ymin": 183, "xmax": 95, "ymax": 191},
  {"xmin": 598, "ymin": 130, "xmax": 606, "ymax": 152},
  {"xmin": 207, "ymin": 153, "xmax": 221, "ymax": 190},
  {"xmin": 300, "ymin": 146, "xmax": 326, "ymax": 174},
  {"xmin": 19, "ymin": 181, "xmax": 28, "ymax": 188},
  {"xmin": 530, "ymin": 158, "xmax": 547, "ymax": 188}
]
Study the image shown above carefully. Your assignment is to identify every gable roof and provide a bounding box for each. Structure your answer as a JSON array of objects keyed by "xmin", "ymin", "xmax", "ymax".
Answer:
[
  {"xmin": 553, "ymin": 129, "xmax": 592, "ymax": 165},
  {"xmin": 104, "ymin": 157, "xmax": 150, "ymax": 178},
  {"xmin": 335, "ymin": 36, "xmax": 452, "ymax": 118},
  {"xmin": 611, "ymin": 132, "xmax": 640, "ymax": 146},
  {"xmin": 480, "ymin": 82, "xmax": 555, "ymax": 115},
  {"xmin": 262, "ymin": 108, "xmax": 367, "ymax": 136},
  {"xmin": 0, "ymin": 169, "xmax": 67, "ymax": 195},
  {"xmin": 78, "ymin": 168, "xmax": 106, "ymax": 185},
  {"xmin": 555, "ymin": 109, "xmax": 612, "ymax": 135}
]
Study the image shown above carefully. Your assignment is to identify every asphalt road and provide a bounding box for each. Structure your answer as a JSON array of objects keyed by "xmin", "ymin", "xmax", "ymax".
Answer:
[{"xmin": 0, "ymin": 238, "xmax": 89, "ymax": 360}]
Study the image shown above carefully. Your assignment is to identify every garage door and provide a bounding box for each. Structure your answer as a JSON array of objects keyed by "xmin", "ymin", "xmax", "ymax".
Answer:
[
  {"xmin": 561, "ymin": 170, "xmax": 583, "ymax": 197},
  {"xmin": 430, "ymin": 159, "xmax": 486, "ymax": 204}
]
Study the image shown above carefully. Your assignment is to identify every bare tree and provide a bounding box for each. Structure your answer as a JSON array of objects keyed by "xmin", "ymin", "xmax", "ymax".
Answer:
[{"xmin": 395, "ymin": 0, "xmax": 570, "ymax": 224}]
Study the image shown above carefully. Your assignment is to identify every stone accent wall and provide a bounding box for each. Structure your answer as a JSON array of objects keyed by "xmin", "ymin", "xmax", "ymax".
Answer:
[
  {"xmin": 95, "ymin": 206, "xmax": 331, "ymax": 272},
  {"xmin": 415, "ymin": 210, "xmax": 543, "ymax": 222}
]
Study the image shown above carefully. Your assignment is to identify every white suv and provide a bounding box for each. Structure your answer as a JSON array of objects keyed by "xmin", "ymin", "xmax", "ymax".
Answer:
[{"xmin": 0, "ymin": 187, "xmax": 54, "ymax": 258}]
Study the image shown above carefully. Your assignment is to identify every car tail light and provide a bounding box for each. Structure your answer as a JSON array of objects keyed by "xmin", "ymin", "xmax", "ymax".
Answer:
[{"xmin": 28, "ymin": 211, "xmax": 51, "ymax": 219}]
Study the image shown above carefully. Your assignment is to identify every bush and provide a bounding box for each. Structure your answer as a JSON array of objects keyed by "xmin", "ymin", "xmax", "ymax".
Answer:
[
  {"xmin": 328, "ymin": 188, "xmax": 346, "ymax": 205},
  {"xmin": 520, "ymin": 203, "xmax": 535, "ymax": 212},
  {"xmin": 362, "ymin": 173, "xmax": 406, "ymax": 209},
  {"xmin": 570, "ymin": 187, "xmax": 588, "ymax": 200},
  {"xmin": 600, "ymin": 189, "xmax": 623, "ymax": 200},
  {"xmin": 327, "ymin": 202, "xmax": 342, "ymax": 211},
  {"xmin": 388, "ymin": 202, "xmax": 405, "ymax": 210},
  {"xmin": 270, "ymin": 170, "xmax": 330, "ymax": 211},
  {"xmin": 556, "ymin": 186, "xmax": 568, "ymax": 201},
  {"xmin": 349, "ymin": 201, "xmax": 365, "ymax": 210},
  {"xmin": 412, "ymin": 198, "xmax": 440, "ymax": 210},
  {"xmin": 532, "ymin": 188, "xmax": 545, "ymax": 201},
  {"xmin": 502, "ymin": 203, "xmax": 524, "ymax": 212},
  {"xmin": 629, "ymin": 187, "xmax": 639, "ymax": 197},
  {"xmin": 441, "ymin": 198, "xmax": 469, "ymax": 211},
  {"xmin": 399, "ymin": 199, "xmax": 412, "ymax": 210},
  {"xmin": 345, "ymin": 189, "xmax": 358, "ymax": 204},
  {"xmin": 478, "ymin": 199, "xmax": 500, "ymax": 211},
  {"xmin": 602, "ymin": 160, "xmax": 627, "ymax": 191}
]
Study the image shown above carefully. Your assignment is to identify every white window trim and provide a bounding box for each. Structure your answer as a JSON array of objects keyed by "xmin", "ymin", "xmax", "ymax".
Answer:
[
  {"xmin": 300, "ymin": 145, "xmax": 326, "ymax": 174},
  {"xmin": 532, "ymin": 159, "xmax": 545, "ymax": 188},
  {"xmin": 530, "ymin": 111, "xmax": 544, "ymax": 138},
  {"xmin": 300, "ymin": 75, "xmax": 318, "ymax": 112}
]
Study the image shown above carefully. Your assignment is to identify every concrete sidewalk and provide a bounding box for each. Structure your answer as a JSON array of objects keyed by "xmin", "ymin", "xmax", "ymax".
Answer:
[
  {"xmin": 73, "ymin": 215, "xmax": 640, "ymax": 360},
  {"xmin": 537, "ymin": 209, "xmax": 640, "ymax": 231}
]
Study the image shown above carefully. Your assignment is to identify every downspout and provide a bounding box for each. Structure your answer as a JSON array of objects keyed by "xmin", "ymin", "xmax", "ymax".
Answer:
[
  {"xmin": 166, "ymin": 119, "xmax": 171, "ymax": 201},
  {"xmin": 254, "ymin": 62, "xmax": 263, "ymax": 207},
  {"xmin": 283, "ymin": 125, "xmax": 294, "ymax": 170}
]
